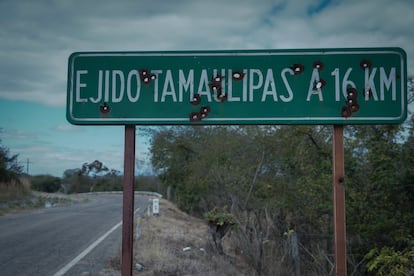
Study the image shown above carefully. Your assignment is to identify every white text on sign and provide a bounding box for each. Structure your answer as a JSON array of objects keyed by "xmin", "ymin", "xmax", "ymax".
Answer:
[{"xmin": 75, "ymin": 67, "xmax": 397, "ymax": 104}]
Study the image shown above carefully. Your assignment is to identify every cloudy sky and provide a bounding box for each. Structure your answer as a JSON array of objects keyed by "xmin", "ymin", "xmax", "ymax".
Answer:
[{"xmin": 0, "ymin": 0, "xmax": 413, "ymax": 177}]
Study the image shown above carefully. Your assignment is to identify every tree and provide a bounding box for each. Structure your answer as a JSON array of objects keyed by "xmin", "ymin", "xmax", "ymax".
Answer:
[
  {"xmin": 150, "ymin": 126, "xmax": 335, "ymax": 274},
  {"xmin": 366, "ymin": 245, "xmax": 414, "ymax": 276},
  {"xmin": 62, "ymin": 160, "xmax": 122, "ymax": 193},
  {"xmin": 0, "ymin": 139, "xmax": 23, "ymax": 182},
  {"xmin": 345, "ymin": 124, "xmax": 414, "ymax": 273},
  {"xmin": 408, "ymin": 75, "xmax": 414, "ymax": 104},
  {"xmin": 30, "ymin": 175, "xmax": 61, "ymax": 193},
  {"xmin": 150, "ymin": 127, "xmax": 200, "ymax": 208}
]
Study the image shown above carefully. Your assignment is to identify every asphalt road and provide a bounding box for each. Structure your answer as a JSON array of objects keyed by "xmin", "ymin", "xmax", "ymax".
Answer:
[{"xmin": 0, "ymin": 193, "xmax": 151, "ymax": 276}]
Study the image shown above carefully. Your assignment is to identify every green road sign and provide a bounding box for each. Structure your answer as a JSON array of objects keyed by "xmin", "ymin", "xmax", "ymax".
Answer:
[{"xmin": 67, "ymin": 48, "xmax": 407, "ymax": 125}]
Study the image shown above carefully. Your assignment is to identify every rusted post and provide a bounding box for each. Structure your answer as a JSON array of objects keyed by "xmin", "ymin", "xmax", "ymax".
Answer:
[
  {"xmin": 333, "ymin": 125, "xmax": 346, "ymax": 276},
  {"xmin": 122, "ymin": 125, "xmax": 136, "ymax": 276}
]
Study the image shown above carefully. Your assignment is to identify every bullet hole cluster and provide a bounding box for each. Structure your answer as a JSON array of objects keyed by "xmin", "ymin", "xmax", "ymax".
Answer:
[
  {"xmin": 341, "ymin": 87, "xmax": 360, "ymax": 118},
  {"xmin": 360, "ymin": 59, "xmax": 373, "ymax": 98},
  {"xmin": 189, "ymin": 106, "xmax": 211, "ymax": 122},
  {"xmin": 209, "ymin": 75, "xmax": 227, "ymax": 102},
  {"xmin": 189, "ymin": 72, "xmax": 246, "ymax": 122},
  {"xmin": 313, "ymin": 61, "xmax": 326, "ymax": 90},
  {"xmin": 139, "ymin": 69, "xmax": 156, "ymax": 84}
]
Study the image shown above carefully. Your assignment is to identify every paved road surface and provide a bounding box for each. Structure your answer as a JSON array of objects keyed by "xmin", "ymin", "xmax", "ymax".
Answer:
[{"xmin": 0, "ymin": 193, "xmax": 151, "ymax": 276}]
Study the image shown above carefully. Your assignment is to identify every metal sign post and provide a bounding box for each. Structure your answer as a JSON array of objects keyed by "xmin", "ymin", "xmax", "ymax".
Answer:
[
  {"xmin": 333, "ymin": 125, "xmax": 346, "ymax": 275},
  {"xmin": 121, "ymin": 125, "xmax": 136, "ymax": 276}
]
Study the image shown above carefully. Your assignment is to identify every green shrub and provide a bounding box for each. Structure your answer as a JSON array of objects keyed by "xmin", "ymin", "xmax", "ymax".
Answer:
[
  {"xmin": 366, "ymin": 241, "xmax": 414, "ymax": 276},
  {"xmin": 93, "ymin": 176, "xmax": 123, "ymax": 192},
  {"xmin": 30, "ymin": 175, "xmax": 61, "ymax": 193}
]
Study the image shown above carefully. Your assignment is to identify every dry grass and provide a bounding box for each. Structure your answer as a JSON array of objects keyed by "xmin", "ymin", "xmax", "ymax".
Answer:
[
  {"xmin": 131, "ymin": 199, "xmax": 252, "ymax": 276},
  {"xmin": 0, "ymin": 177, "xmax": 75, "ymax": 215},
  {"xmin": 0, "ymin": 177, "xmax": 31, "ymax": 201}
]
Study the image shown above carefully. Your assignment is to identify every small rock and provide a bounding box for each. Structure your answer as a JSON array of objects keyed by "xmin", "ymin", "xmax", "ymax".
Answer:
[{"xmin": 135, "ymin": 263, "xmax": 145, "ymax": 271}]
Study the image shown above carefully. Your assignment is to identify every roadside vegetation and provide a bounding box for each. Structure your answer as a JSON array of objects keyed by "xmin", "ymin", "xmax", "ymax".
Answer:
[{"xmin": 148, "ymin": 122, "xmax": 414, "ymax": 275}]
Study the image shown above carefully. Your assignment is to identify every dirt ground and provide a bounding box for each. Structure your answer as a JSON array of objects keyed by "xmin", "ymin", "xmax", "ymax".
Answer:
[{"xmin": 126, "ymin": 198, "xmax": 252, "ymax": 276}]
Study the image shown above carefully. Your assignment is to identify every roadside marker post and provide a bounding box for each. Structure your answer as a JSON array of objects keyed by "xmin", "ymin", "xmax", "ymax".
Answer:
[
  {"xmin": 66, "ymin": 48, "xmax": 407, "ymax": 276},
  {"xmin": 152, "ymin": 198, "xmax": 160, "ymax": 216}
]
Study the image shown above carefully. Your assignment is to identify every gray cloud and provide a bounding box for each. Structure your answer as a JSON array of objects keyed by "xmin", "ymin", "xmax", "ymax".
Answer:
[{"xmin": 0, "ymin": 0, "xmax": 413, "ymax": 108}]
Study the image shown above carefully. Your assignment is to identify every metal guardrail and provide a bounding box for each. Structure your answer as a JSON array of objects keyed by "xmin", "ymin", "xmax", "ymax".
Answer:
[
  {"xmin": 87, "ymin": 191, "xmax": 163, "ymax": 198},
  {"xmin": 135, "ymin": 191, "xmax": 163, "ymax": 198}
]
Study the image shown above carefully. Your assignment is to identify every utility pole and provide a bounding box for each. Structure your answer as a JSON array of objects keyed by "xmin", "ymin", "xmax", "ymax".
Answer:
[
  {"xmin": 26, "ymin": 158, "xmax": 33, "ymax": 175},
  {"xmin": 17, "ymin": 158, "xmax": 33, "ymax": 175}
]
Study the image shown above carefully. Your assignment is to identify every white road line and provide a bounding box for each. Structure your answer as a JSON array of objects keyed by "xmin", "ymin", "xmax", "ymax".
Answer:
[{"xmin": 53, "ymin": 208, "xmax": 140, "ymax": 276}]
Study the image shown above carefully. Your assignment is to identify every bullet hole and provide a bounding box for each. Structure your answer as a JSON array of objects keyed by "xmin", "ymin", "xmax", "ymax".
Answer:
[
  {"xmin": 189, "ymin": 112, "xmax": 201, "ymax": 122},
  {"xmin": 139, "ymin": 69, "xmax": 156, "ymax": 84},
  {"xmin": 291, "ymin": 64, "xmax": 304, "ymax": 75},
  {"xmin": 200, "ymin": 106, "xmax": 211, "ymax": 115},
  {"xmin": 314, "ymin": 79, "xmax": 326, "ymax": 90},
  {"xmin": 211, "ymin": 85, "xmax": 220, "ymax": 93},
  {"xmin": 217, "ymin": 94, "xmax": 227, "ymax": 102},
  {"xmin": 232, "ymin": 71, "xmax": 245, "ymax": 81},
  {"xmin": 341, "ymin": 106, "xmax": 352, "ymax": 118},
  {"xmin": 360, "ymin": 60, "xmax": 371, "ymax": 69},
  {"xmin": 351, "ymin": 103, "xmax": 360, "ymax": 113},
  {"xmin": 140, "ymin": 69, "xmax": 149, "ymax": 77},
  {"xmin": 214, "ymin": 76, "xmax": 223, "ymax": 82},
  {"xmin": 366, "ymin": 88, "xmax": 373, "ymax": 99},
  {"xmin": 191, "ymin": 94, "xmax": 201, "ymax": 105},
  {"xmin": 99, "ymin": 102, "xmax": 110, "ymax": 114},
  {"xmin": 313, "ymin": 61, "xmax": 324, "ymax": 71}
]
